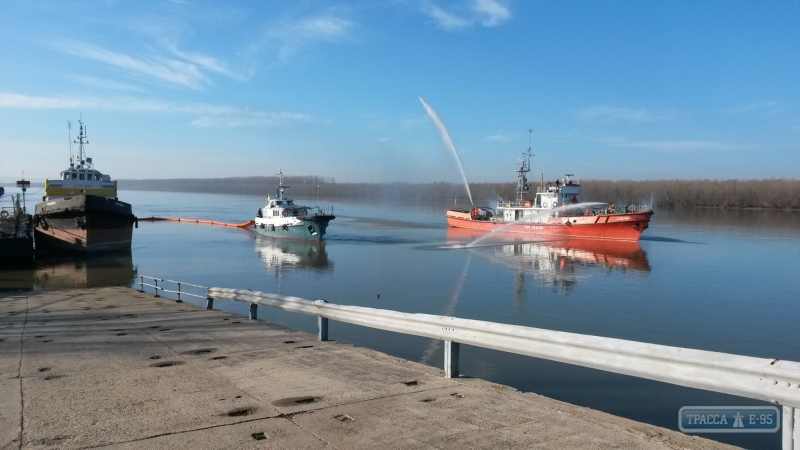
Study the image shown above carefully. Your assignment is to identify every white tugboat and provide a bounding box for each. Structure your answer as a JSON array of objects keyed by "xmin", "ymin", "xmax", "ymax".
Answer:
[{"xmin": 253, "ymin": 170, "xmax": 334, "ymax": 241}]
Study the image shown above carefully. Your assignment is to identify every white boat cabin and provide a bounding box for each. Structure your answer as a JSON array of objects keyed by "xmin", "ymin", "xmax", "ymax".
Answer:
[{"xmin": 497, "ymin": 175, "xmax": 581, "ymax": 223}]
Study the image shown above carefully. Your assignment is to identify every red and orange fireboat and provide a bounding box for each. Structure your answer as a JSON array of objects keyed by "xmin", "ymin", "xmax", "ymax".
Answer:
[{"xmin": 445, "ymin": 149, "xmax": 653, "ymax": 241}]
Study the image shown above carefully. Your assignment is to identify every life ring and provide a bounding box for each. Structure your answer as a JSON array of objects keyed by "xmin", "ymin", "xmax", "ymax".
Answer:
[
  {"xmin": 641, "ymin": 205, "xmax": 649, "ymax": 212},
  {"xmin": 0, "ymin": 210, "xmax": 8, "ymax": 218},
  {"xmin": 281, "ymin": 210, "xmax": 288, "ymax": 217},
  {"xmin": 629, "ymin": 205, "xmax": 637, "ymax": 213},
  {"xmin": 521, "ymin": 200, "xmax": 532, "ymax": 208},
  {"xmin": 552, "ymin": 202, "xmax": 558, "ymax": 208}
]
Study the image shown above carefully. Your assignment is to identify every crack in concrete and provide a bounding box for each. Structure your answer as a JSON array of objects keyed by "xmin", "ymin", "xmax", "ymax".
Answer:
[
  {"xmin": 80, "ymin": 415, "xmax": 290, "ymax": 449},
  {"xmin": 16, "ymin": 293, "xmax": 29, "ymax": 450}
]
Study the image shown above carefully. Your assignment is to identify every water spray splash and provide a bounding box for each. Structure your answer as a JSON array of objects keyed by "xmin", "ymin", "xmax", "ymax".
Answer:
[{"xmin": 419, "ymin": 97, "xmax": 473, "ymax": 206}]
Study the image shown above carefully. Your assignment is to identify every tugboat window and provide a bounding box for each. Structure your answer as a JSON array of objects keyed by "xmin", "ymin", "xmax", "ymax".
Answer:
[
  {"xmin": 79, "ymin": 173, "xmax": 85, "ymax": 180},
  {"xmin": 72, "ymin": 173, "xmax": 77, "ymax": 179}
]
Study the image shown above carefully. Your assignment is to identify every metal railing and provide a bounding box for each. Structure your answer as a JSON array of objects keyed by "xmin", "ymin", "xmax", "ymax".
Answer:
[
  {"xmin": 138, "ymin": 276, "xmax": 208, "ymax": 303},
  {"xmin": 203, "ymin": 287, "xmax": 800, "ymax": 448}
]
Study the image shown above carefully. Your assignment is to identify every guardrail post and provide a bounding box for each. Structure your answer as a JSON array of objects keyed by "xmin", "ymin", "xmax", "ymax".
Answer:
[
  {"xmin": 206, "ymin": 297, "xmax": 214, "ymax": 310},
  {"xmin": 784, "ymin": 405, "xmax": 798, "ymax": 450},
  {"xmin": 318, "ymin": 317, "xmax": 328, "ymax": 341},
  {"xmin": 444, "ymin": 340, "xmax": 459, "ymax": 378},
  {"xmin": 139, "ymin": 276, "xmax": 143, "ymax": 292},
  {"xmin": 249, "ymin": 303, "xmax": 258, "ymax": 320},
  {"xmin": 154, "ymin": 279, "xmax": 160, "ymax": 298},
  {"xmin": 176, "ymin": 282, "xmax": 182, "ymax": 303}
]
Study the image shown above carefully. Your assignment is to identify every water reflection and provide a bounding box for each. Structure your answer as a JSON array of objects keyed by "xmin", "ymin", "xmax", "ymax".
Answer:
[
  {"xmin": 446, "ymin": 228, "xmax": 649, "ymax": 296},
  {"xmin": 0, "ymin": 252, "xmax": 137, "ymax": 291},
  {"xmin": 254, "ymin": 235, "xmax": 332, "ymax": 272}
]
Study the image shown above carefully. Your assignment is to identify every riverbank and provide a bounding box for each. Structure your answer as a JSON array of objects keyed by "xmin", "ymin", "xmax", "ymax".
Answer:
[
  {"xmin": 0, "ymin": 287, "xmax": 734, "ymax": 449},
  {"xmin": 118, "ymin": 177, "xmax": 800, "ymax": 210}
]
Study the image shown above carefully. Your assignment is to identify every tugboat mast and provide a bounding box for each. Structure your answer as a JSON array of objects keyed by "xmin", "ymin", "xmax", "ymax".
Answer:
[
  {"xmin": 74, "ymin": 118, "xmax": 90, "ymax": 170},
  {"xmin": 516, "ymin": 130, "xmax": 533, "ymax": 203},
  {"xmin": 276, "ymin": 169, "xmax": 288, "ymax": 200}
]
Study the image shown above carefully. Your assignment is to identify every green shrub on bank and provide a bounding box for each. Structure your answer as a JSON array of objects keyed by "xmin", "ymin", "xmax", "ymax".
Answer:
[{"xmin": 120, "ymin": 177, "xmax": 800, "ymax": 210}]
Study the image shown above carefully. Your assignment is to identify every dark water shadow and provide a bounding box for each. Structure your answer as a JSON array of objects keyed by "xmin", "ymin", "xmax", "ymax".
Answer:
[
  {"xmin": 0, "ymin": 251, "xmax": 137, "ymax": 292},
  {"xmin": 326, "ymin": 234, "xmax": 428, "ymax": 245},
  {"xmin": 336, "ymin": 215, "xmax": 445, "ymax": 230},
  {"xmin": 640, "ymin": 236, "xmax": 704, "ymax": 244}
]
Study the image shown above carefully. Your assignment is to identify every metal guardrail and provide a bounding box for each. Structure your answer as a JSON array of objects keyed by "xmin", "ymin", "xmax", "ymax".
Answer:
[
  {"xmin": 138, "ymin": 276, "xmax": 208, "ymax": 303},
  {"xmin": 135, "ymin": 278, "xmax": 800, "ymax": 447},
  {"xmin": 203, "ymin": 287, "xmax": 800, "ymax": 448}
]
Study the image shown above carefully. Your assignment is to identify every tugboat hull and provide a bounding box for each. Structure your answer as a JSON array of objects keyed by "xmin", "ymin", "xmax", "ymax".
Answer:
[
  {"xmin": 253, "ymin": 216, "xmax": 333, "ymax": 242},
  {"xmin": 34, "ymin": 195, "xmax": 136, "ymax": 253},
  {"xmin": 446, "ymin": 210, "xmax": 653, "ymax": 241}
]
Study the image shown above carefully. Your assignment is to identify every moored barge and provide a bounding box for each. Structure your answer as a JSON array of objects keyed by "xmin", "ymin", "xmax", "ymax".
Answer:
[{"xmin": 33, "ymin": 119, "xmax": 136, "ymax": 253}]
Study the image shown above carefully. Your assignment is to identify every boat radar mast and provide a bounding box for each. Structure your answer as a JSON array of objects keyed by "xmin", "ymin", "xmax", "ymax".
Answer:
[
  {"xmin": 276, "ymin": 169, "xmax": 289, "ymax": 200},
  {"xmin": 516, "ymin": 130, "xmax": 533, "ymax": 203},
  {"xmin": 71, "ymin": 118, "xmax": 93, "ymax": 171}
]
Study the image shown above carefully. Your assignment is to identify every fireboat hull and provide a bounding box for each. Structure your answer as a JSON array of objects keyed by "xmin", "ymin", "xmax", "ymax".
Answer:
[{"xmin": 446, "ymin": 210, "xmax": 653, "ymax": 241}]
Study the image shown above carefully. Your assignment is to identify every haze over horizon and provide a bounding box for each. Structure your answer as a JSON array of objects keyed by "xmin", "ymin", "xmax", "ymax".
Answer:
[{"xmin": 1, "ymin": 1, "xmax": 798, "ymax": 184}]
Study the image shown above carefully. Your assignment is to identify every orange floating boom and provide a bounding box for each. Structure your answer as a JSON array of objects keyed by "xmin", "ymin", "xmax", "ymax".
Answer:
[{"xmin": 138, "ymin": 217, "xmax": 255, "ymax": 228}]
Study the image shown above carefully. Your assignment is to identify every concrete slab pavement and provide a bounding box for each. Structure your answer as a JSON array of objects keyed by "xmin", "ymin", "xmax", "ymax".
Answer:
[{"xmin": 0, "ymin": 287, "xmax": 736, "ymax": 449}]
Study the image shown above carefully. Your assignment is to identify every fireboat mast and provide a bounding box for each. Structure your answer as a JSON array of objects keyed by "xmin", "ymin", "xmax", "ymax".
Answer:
[{"xmin": 516, "ymin": 130, "xmax": 533, "ymax": 203}]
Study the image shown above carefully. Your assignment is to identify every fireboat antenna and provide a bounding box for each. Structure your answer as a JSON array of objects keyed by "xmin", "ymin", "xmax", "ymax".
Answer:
[{"xmin": 516, "ymin": 130, "xmax": 533, "ymax": 203}]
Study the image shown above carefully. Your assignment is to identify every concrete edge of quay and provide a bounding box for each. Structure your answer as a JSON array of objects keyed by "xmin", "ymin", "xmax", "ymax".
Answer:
[{"xmin": 0, "ymin": 286, "xmax": 737, "ymax": 449}]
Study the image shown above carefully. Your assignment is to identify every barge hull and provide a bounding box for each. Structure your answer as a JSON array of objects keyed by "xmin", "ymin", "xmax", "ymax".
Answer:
[{"xmin": 34, "ymin": 195, "xmax": 135, "ymax": 253}]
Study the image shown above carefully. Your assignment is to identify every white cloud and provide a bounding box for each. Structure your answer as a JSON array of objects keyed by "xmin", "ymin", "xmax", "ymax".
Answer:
[
  {"xmin": 721, "ymin": 100, "xmax": 780, "ymax": 114},
  {"xmin": 68, "ymin": 75, "xmax": 149, "ymax": 93},
  {"xmin": 474, "ymin": 0, "xmax": 511, "ymax": 27},
  {"xmin": 52, "ymin": 40, "xmax": 209, "ymax": 89},
  {"xmin": 191, "ymin": 112, "xmax": 312, "ymax": 128},
  {"xmin": 422, "ymin": 5, "xmax": 471, "ymax": 30},
  {"xmin": 52, "ymin": 39, "xmax": 248, "ymax": 90},
  {"xmin": 484, "ymin": 131, "xmax": 511, "ymax": 141},
  {"xmin": 0, "ymin": 92, "xmax": 312, "ymax": 128},
  {"xmin": 576, "ymin": 105, "xmax": 665, "ymax": 122},
  {"xmin": 256, "ymin": 14, "xmax": 354, "ymax": 64},
  {"xmin": 167, "ymin": 43, "xmax": 249, "ymax": 82},
  {"xmin": 421, "ymin": 0, "xmax": 511, "ymax": 31}
]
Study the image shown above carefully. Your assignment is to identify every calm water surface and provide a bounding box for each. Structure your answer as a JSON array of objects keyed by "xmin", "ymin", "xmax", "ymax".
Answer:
[{"xmin": 3, "ymin": 188, "xmax": 799, "ymax": 448}]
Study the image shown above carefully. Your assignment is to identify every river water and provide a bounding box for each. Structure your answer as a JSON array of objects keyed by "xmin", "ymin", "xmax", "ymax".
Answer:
[{"xmin": 3, "ymin": 188, "xmax": 799, "ymax": 448}]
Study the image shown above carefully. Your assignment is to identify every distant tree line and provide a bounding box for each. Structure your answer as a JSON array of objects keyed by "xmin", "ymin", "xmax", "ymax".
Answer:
[{"xmin": 120, "ymin": 177, "xmax": 800, "ymax": 209}]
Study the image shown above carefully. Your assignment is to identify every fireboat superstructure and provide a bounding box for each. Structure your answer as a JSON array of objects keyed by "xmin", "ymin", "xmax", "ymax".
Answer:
[
  {"xmin": 446, "ymin": 138, "xmax": 653, "ymax": 241},
  {"xmin": 253, "ymin": 170, "xmax": 335, "ymax": 241}
]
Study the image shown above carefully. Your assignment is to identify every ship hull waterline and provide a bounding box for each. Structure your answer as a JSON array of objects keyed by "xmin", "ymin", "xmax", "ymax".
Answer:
[
  {"xmin": 446, "ymin": 210, "xmax": 653, "ymax": 241},
  {"xmin": 252, "ymin": 216, "xmax": 334, "ymax": 242},
  {"xmin": 34, "ymin": 195, "xmax": 135, "ymax": 253}
]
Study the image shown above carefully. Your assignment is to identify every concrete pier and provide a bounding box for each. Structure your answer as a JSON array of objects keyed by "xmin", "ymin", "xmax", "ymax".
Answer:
[{"xmin": 1, "ymin": 287, "xmax": 734, "ymax": 449}]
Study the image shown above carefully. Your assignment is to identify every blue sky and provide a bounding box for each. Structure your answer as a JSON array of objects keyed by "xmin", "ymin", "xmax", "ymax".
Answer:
[{"xmin": 1, "ymin": 0, "xmax": 798, "ymax": 183}]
